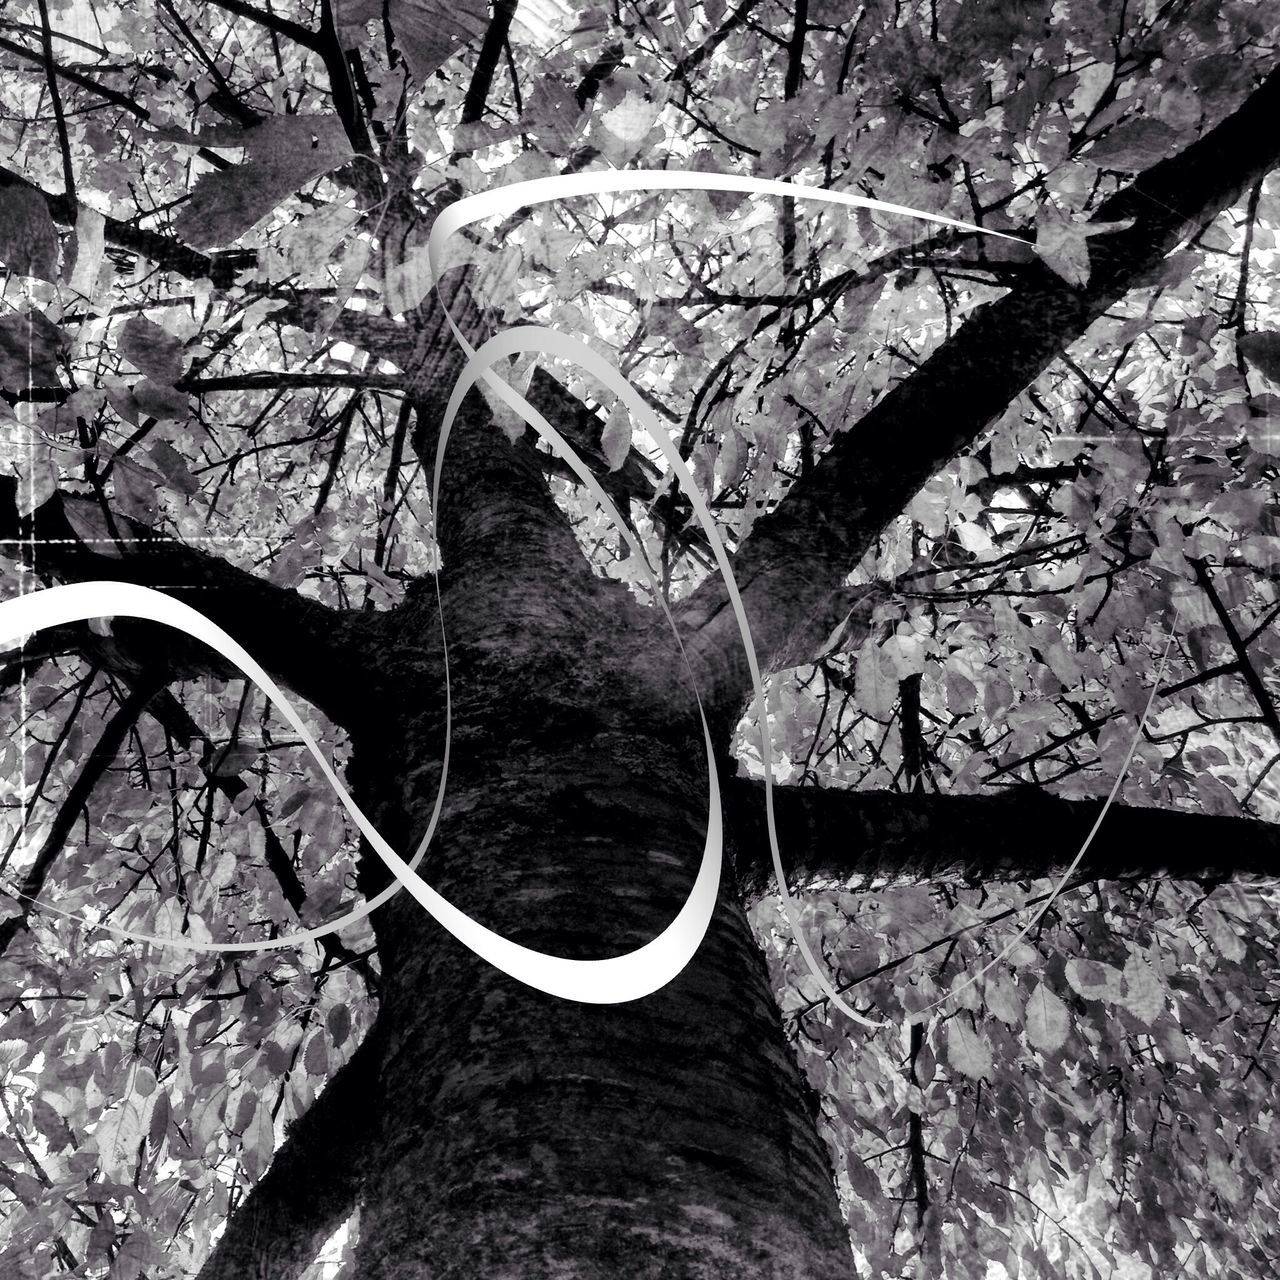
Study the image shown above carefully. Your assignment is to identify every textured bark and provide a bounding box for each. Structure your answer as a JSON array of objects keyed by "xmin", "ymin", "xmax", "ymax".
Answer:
[
  {"xmin": 678, "ymin": 61, "xmax": 1280, "ymax": 729},
  {"xmin": 330, "ymin": 406, "xmax": 855, "ymax": 1278},
  {"xmin": 727, "ymin": 780, "xmax": 1280, "ymax": 905},
  {"xmin": 195, "ymin": 1032, "xmax": 380, "ymax": 1280},
  {"xmin": 348, "ymin": 669, "xmax": 854, "ymax": 1277}
]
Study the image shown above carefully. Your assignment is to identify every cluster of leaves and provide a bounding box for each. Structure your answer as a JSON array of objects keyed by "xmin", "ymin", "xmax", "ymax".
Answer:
[
  {"xmin": 0, "ymin": 666, "xmax": 370, "ymax": 1278},
  {"xmin": 755, "ymin": 875, "xmax": 1280, "ymax": 1280}
]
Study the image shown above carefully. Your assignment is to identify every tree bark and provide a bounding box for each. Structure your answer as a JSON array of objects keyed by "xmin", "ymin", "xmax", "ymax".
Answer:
[
  {"xmin": 726, "ymin": 780, "xmax": 1280, "ymax": 904},
  {"xmin": 330, "ymin": 407, "xmax": 856, "ymax": 1278}
]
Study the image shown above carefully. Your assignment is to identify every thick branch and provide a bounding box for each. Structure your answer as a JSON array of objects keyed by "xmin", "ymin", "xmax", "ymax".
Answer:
[
  {"xmin": 679, "ymin": 61, "xmax": 1280, "ymax": 729},
  {"xmin": 194, "ymin": 1029, "xmax": 378, "ymax": 1280},
  {"xmin": 0, "ymin": 477, "xmax": 385, "ymax": 732},
  {"xmin": 460, "ymin": 0, "xmax": 519, "ymax": 126},
  {"xmin": 728, "ymin": 780, "xmax": 1280, "ymax": 904}
]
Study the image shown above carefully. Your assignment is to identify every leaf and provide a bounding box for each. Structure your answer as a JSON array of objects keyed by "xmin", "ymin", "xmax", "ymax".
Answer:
[
  {"xmin": 946, "ymin": 1019, "xmax": 993, "ymax": 1080},
  {"xmin": 1200, "ymin": 902, "xmax": 1246, "ymax": 963},
  {"xmin": 1243, "ymin": 416, "xmax": 1280, "ymax": 454},
  {"xmin": 882, "ymin": 633, "xmax": 926, "ymax": 678},
  {"xmin": 689, "ymin": 148, "xmax": 746, "ymax": 217},
  {"xmin": 62, "ymin": 499, "xmax": 124, "ymax": 555},
  {"xmin": 148, "ymin": 441, "xmax": 200, "ymax": 496},
  {"xmin": 0, "ymin": 310, "xmax": 65, "ymax": 388},
  {"xmin": 600, "ymin": 402, "xmax": 632, "ymax": 472},
  {"xmin": 94, "ymin": 1063, "xmax": 157, "ymax": 1181},
  {"xmin": 1035, "ymin": 206, "xmax": 1091, "ymax": 287},
  {"xmin": 388, "ymin": 0, "xmax": 490, "ymax": 84},
  {"xmin": 1121, "ymin": 954, "xmax": 1165, "ymax": 1025},
  {"xmin": 119, "ymin": 316, "xmax": 186, "ymax": 385},
  {"xmin": 1024, "ymin": 983, "xmax": 1069, "ymax": 1053},
  {"xmin": 327, "ymin": 1003, "xmax": 352, "ymax": 1048},
  {"xmin": 208, "ymin": 742, "xmax": 259, "ymax": 777},
  {"xmin": 237, "ymin": 1094, "xmax": 276, "ymax": 1182},
  {"xmin": 983, "ymin": 970, "xmax": 1023, "ymax": 1027},
  {"xmin": 1238, "ymin": 331, "xmax": 1280, "ymax": 385},
  {"xmin": 1033, "ymin": 206, "xmax": 1132, "ymax": 288},
  {"xmin": 190, "ymin": 1084, "xmax": 228, "ymax": 1151},
  {"xmin": 87, "ymin": 1208, "xmax": 115, "ymax": 1261},
  {"xmin": 280, "ymin": 202, "xmax": 364, "ymax": 278},
  {"xmin": 1194, "ymin": 772, "xmax": 1240, "ymax": 816},
  {"xmin": 600, "ymin": 92, "xmax": 662, "ymax": 145},
  {"xmin": 334, "ymin": 0, "xmax": 383, "ymax": 44},
  {"xmin": 1064, "ymin": 958, "xmax": 1123, "ymax": 1002},
  {"xmin": 1085, "ymin": 117, "xmax": 1180, "ymax": 171},
  {"xmin": 12, "ymin": 424, "xmax": 58, "ymax": 518},
  {"xmin": 111, "ymin": 456, "xmax": 163, "ymax": 522},
  {"xmin": 383, "ymin": 245, "xmax": 434, "ymax": 315},
  {"xmin": 0, "ymin": 186, "xmax": 59, "ymax": 281},
  {"xmin": 1155, "ymin": 1019, "xmax": 1189, "ymax": 1063},
  {"xmin": 147, "ymin": 1088, "xmax": 171, "ymax": 1152},
  {"xmin": 132, "ymin": 379, "xmax": 189, "ymax": 421},
  {"xmin": 173, "ymin": 115, "xmax": 352, "ymax": 250},
  {"xmin": 855, "ymin": 640, "xmax": 898, "ymax": 720},
  {"xmin": 304, "ymin": 1031, "xmax": 328, "ymax": 1077},
  {"xmin": 845, "ymin": 1151, "xmax": 883, "ymax": 1201}
]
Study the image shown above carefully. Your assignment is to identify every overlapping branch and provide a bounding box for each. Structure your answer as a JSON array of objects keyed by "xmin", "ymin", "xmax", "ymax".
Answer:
[
  {"xmin": 0, "ymin": 673, "xmax": 163, "ymax": 958},
  {"xmin": 677, "ymin": 62, "xmax": 1280, "ymax": 731}
]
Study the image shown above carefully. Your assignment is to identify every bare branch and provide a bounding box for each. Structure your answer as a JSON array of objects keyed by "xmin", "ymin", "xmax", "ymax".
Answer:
[
  {"xmin": 728, "ymin": 781, "xmax": 1280, "ymax": 905},
  {"xmin": 209, "ymin": 0, "xmax": 322, "ymax": 51},
  {"xmin": 0, "ymin": 673, "xmax": 163, "ymax": 957}
]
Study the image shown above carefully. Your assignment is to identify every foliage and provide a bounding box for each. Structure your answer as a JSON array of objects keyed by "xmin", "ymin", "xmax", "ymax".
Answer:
[
  {"xmin": 756, "ymin": 876, "xmax": 1280, "ymax": 1279},
  {"xmin": 0, "ymin": 0, "xmax": 1278, "ymax": 1277}
]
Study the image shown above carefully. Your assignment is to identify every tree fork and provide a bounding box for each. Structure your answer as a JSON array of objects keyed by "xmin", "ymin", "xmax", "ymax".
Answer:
[{"xmin": 335, "ymin": 548, "xmax": 857, "ymax": 1277}]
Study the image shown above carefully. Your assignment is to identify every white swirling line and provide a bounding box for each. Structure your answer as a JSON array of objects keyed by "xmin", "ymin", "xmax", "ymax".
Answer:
[{"xmin": 0, "ymin": 171, "xmax": 1164, "ymax": 1017}]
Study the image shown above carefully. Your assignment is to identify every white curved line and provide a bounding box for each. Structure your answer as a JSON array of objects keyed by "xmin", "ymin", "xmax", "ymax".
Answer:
[{"xmin": 0, "ymin": 582, "xmax": 721, "ymax": 1004}]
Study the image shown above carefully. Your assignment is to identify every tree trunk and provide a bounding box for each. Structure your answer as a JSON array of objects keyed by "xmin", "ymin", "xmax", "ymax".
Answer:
[{"xmin": 337, "ymin": 509, "xmax": 854, "ymax": 1275}]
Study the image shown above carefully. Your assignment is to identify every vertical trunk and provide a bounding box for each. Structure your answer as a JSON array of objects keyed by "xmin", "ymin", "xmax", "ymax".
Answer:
[{"xmin": 344, "ymin": 598, "xmax": 853, "ymax": 1277}]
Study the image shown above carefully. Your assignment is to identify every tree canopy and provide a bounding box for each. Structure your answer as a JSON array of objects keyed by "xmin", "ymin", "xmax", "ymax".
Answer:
[{"xmin": 1, "ymin": 1, "xmax": 1280, "ymax": 1278}]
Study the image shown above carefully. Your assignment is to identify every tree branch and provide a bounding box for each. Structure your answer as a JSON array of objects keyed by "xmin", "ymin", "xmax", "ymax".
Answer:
[
  {"xmin": 905, "ymin": 1020, "xmax": 929, "ymax": 1231},
  {"xmin": 194, "ymin": 1028, "xmax": 379, "ymax": 1280},
  {"xmin": 727, "ymin": 780, "xmax": 1280, "ymax": 905},
  {"xmin": 0, "ymin": 673, "xmax": 163, "ymax": 957},
  {"xmin": 678, "ymin": 61, "xmax": 1280, "ymax": 731},
  {"xmin": 0, "ymin": 477, "xmax": 385, "ymax": 732},
  {"xmin": 1190, "ymin": 557, "xmax": 1280, "ymax": 742},
  {"xmin": 0, "ymin": 164, "xmax": 253, "ymax": 289},
  {"xmin": 33, "ymin": 0, "xmax": 76, "ymax": 205},
  {"xmin": 210, "ymin": 0, "xmax": 321, "ymax": 51},
  {"xmin": 0, "ymin": 34, "xmax": 149, "ymax": 120},
  {"xmin": 460, "ymin": 0, "xmax": 520, "ymax": 126}
]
